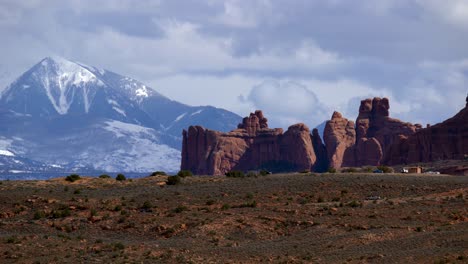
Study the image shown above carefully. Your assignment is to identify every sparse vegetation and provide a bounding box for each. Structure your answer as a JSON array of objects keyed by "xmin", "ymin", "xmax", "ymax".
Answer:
[
  {"xmin": 65, "ymin": 174, "xmax": 81, "ymax": 182},
  {"xmin": 51, "ymin": 208, "xmax": 71, "ymax": 218},
  {"xmin": 225, "ymin": 170, "xmax": 245, "ymax": 178},
  {"xmin": 341, "ymin": 167, "xmax": 357, "ymax": 173},
  {"xmin": 328, "ymin": 167, "xmax": 337, "ymax": 173},
  {"xmin": 177, "ymin": 170, "xmax": 192, "ymax": 177},
  {"xmin": 0, "ymin": 171, "xmax": 466, "ymax": 263},
  {"xmin": 116, "ymin": 174, "xmax": 127, "ymax": 181},
  {"xmin": 377, "ymin": 165, "xmax": 393, "ymax": 173},
  {"xmin": 99, "ymin": 174, "xmax": 111, "ymax": 179},
  {"xmin": 166, "ymin": 175, "xmax": 181, "ymax": 185},
  {"xmin": 141, "ymin": 201, "xmax": 153, "ymax": 211},
  {"xmin": 347, "ymin": 200, "xmax": 362, "ymax": 208},
  {"xmin": 150, "ymin": 171, "xmax": 167, "ymax": 176}
]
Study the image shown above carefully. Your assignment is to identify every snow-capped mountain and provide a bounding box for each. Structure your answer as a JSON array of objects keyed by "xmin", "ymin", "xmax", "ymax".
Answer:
[{"xmin": 0, "ymin": 57, "xmax": 241, "ymax": 173}]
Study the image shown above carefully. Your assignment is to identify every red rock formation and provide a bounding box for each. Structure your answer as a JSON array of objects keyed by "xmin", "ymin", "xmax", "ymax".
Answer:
[
  {"xmin": 323, "ymin": 111, "xmax": 356, "ymax": 168},
  {"xmin": 324, "ymin": 97, "xmax": 420, "ymax": 168},
  {"xmin": 386, "ymin": 100, "xmax": 468, "ymax": 165},
  {"xmin": 181, "ymin": 111, "xmax": 316, "ymax": 175},
  {"xmin": 280, "ymin": 123, "xmax": 316, "ymax": 171},
  {"xmin": 353, "ymin": 97, "xmax": 419, "ymax": 166},
  {"xmin": 182, "ymin": 97, "xmax": 467, "ymax": 175}
]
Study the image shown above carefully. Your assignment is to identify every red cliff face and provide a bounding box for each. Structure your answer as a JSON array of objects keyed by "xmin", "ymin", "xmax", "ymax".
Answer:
[
  {"xmin": 323, "ymin": 97, "xmax": 420, "ymax": 168},
  {"xmin": 354, "ymin": 97, "xmax": 419, "ymax": 166},
  {"xmin": 181, "ymin": 111, "xmax": 317, "ymax": 175},
  {"xmin": 386, "ymin": 100, "xmax": 468, "ymax": 165}
]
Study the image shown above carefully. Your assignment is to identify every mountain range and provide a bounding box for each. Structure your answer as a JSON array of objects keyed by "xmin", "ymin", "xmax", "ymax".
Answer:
[{"xmin": 0, "ymin": 57, "xmax": 241, "ymax": 173}]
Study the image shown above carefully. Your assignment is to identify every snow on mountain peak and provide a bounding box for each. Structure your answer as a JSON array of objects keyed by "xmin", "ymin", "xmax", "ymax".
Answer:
[
  {"xmin": 0, "ymin": 149, "xmax": 15, "ymax": 156},
  {"xmin": 135, "ymin": 85, "xmax": 149, "ymax": 98},
  {"xmin": 36, "ymin": 56, "xmax": 104, "ymax": 115}
]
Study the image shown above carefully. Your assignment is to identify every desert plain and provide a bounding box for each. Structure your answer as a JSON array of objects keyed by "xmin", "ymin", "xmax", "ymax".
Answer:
[{"xmin": 0, "ymin": 170, "xmax": 467, "ymax": 263}]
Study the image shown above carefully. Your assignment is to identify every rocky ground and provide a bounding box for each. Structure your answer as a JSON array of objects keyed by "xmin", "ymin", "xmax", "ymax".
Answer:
[{"xmin": 0, "ymin": 172, "xmax": 467, "ymax": 263}]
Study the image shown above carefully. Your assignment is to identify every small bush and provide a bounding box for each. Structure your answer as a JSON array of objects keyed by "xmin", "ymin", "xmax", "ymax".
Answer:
[
  {"xmin": 299, "ymin": 170, "xmax": 311, "ymax": 174},
  {"xmin": 221, "ymin": 204, "xmax": 231, "ymax": 210},
  {"xmin": 33, "ymin": 210, "xmax": 46, "ymax": 220},
  {"xmin": 115, "ymin": 174, "xmax": 126, "ymax": 181},
  {"xmin": 65, "ymin": 174, "xmax": 81, "ymax": 182},
  {"xmin": 238, "ymin": 200, "xmax": 257, "ymax": 208},
  {"xmin": 246, "ymin": 171, "xmax": 258, "ymax": 177},
  {"xmin": 206, "ymin": 199, "xmax": 216, "ymax": 206},
  {"xmin": 317, "ymin": 196, "xmax": 325, "ymax": 203},
  {"xmin": 177, "ymin": 170, "xmax": 193, "ymax": 177},
  {"xmin": 377, "ymin": 166, "xmax": 393, "ymax": 173},
  {"xmin": 167, "ymin": 175, "xmax": 181, "ymax": 185},
  {"xmin": 328, "ymin": 167, "xmax": 337, "ymax": 173},
  {"xmin": 347, "ymin": 200, "xmax": 361, "ymax": 208},
  {"xmin": 113, "ymin": 242, "xmax": 125, "ymax": 251},
  {"xmin": 99, "ymin": 174, "xmax": 111, "ymax": 179},
  {"xmin": 51, "ymin": 208, "xmax": 71, "ymax": 218},
  {"xmin": 173, "ymin": 205, "xmax": 188, "ymax": 213},
  {"xmin": 259, "ymin": 170, "xmax": 270, "ymax": 176},
  {"xmin": 150, "ymin": 171, "xmax": 167, "ymax": 176},
  {"xmin": 341, "ymin": 167, "xmax": 357, "ymax": 173},
  {"xmin": 225, "ymin": 170, "xmax": 245, "ymax": 178},
  {"xmin": 73, "ymin": 189, "xmax": 81, "ymax": 194},
  {"xmin": 6, "ymin": 236, "xmax": 18, "ymax": 244},
  {"xmin": 141, "ymin": 201, "xmax": 153, "ymax": 210}
]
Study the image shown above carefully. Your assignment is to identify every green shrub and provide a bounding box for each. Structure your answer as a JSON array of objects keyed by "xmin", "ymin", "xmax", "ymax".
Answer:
[
  {"xmin": 173, "ymin": 205, "xmax": 188, "ymax": 213},
  {"xmin": 317, "ymin": 196, "xmax": 325, "ymax": 203},
  {"xmin": 99, "ymin": 174, "xmax": 111, "ymax": 179},
  {"xmin": 167, "ymin": 175, "xmax": 181, "ymax": 185},
  {"xmin": 246, "ymin": 171, "xmax": 258, "ymax": 177},
  {"xmin": 341, "ymin": 167, "xmax": 357, "ymax": 173},
  {"xmin": 115, "ymin": 174, "xmax": 126, "ymax": 181},
  {"xmin": 33, "ymin": 210, "xmax": 46, "ymax": 220},
  {"xmin": 65, "ymin": 174, "xmax": 81, "ymax": 182},
  {"xmin": 51, "ymin": 208, "xmax": 71, "ymax": 218},
  {"xmin": 299, "ymin": 170, "xmax": 311, "ymax": 174},
  {"xmin": 238, "ymin": 200, "xmax": 257, "ymax": 208},
  {"xmin": 142, "ymin": 201, "xmax": 153, "ymax": 210},
  {"xmin": 328, "ymin": 167, "xmax": 337, "ymax": 173},
  {"xmin": 259, "ymin": 170, "xmax": 270, "ymax": 176},
  {"xmin": 6, "ymin": 236, "xmax": 18, "ymax": 244},
  {"xmin": 113, "ymin": 242, "xmax": 125, "ymax": 251},
  {"xmin": 150, "ymin": 171, "xmax": 167, "ymax": 176},
  {"xmin": 177, "ymin": 170, "xmax": 193, "ymax": 177},
  {"xmin": 225, "ymin": 170, "xmax": 245, "ymax": 178},
  {"xmin": 206, "ymin": 199, "xmax": 216, "ymax": 205},
  {"xmin": 347, "ymin": 200, "xmax": 361, "ymax": 208},
  {"xmin": 377, "ymin": 166, "xmax": 393, "ymax": 173},
  {"xmin": 221, "ymin": 204, "xmax": 231, "ymax": 210}
]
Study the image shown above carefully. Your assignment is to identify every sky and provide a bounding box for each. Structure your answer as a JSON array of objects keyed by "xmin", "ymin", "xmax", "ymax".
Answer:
[{"xmin": 0, "ymin": 0, "xmax": 467, "ymax": 129}]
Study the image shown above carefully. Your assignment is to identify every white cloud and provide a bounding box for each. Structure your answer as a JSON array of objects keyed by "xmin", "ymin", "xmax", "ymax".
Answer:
[
  {"xmin": 418, "ymin": 0, "xmax": 468, "ymax": 29},
  {"xmin": 244, "ymin": 80, "xmax": 329, "ymax": 128}
]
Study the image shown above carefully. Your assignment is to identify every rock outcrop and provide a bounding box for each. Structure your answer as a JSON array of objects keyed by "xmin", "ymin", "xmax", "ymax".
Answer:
[
  {"xmin": 323, "ymin": 111, "xmax": 356, "ymax": 168},
  {"xmin": 322, "ymin": 97, "xmax": 421, "ymax": 168},
  {"xmin": 182, "ymin": 96, "xmax": 467, "ymax": 175},
  {"xmin": 353, "ymin": 97, "xmax": 419, "ymax": 166},
  {"xmin": 386, "ymin": 99, "xmax": 468, "ymax": 165},
  {"xmin": 181, "ymin": 111, "xmax": 317, "ymax": 175}
]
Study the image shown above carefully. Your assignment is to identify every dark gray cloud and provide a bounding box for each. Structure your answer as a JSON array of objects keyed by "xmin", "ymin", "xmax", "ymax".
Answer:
[{"xmin": 0, "ymin": 0, "xmax": 466, "ymax": 127}]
